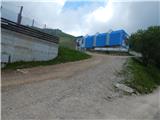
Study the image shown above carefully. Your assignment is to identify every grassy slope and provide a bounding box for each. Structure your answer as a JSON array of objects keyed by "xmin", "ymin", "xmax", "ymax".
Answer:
[
  {"xmin": 31, "ymin": 27, "xmax": 76, "ymax": 49},
  {"xmin": 122, "ymin": 58, "xmax": 160, "ymax": 94},
  {"xmin": 3, "ymin": 47, "xmax": 91, "ymax": 70},
  {"xmin": 42, "ymin": 28, "xmax": 76, "ymax": 49},
  {"xmin": 59, "ymin": 34, "xmax": 76, "ymax": 49}
]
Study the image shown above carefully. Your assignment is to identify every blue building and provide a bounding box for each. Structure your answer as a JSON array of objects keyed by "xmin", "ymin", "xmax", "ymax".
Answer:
[
  {"xmin": 76, "ymin": 29, "xmax": 129, "ymax": 51},
  {"xmin": 109, "ymin": 30, "xmax": 128, "ymax": 47}
]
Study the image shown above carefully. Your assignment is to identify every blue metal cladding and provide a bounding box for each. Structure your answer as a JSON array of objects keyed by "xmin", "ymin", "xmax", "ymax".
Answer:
[
  {"xmin": 82, "ymin": 30, "xmax": 128, "ymax": 48},
  {"xmin": 109, "ymin": 30, "xmax": 122, "ymax": 46},
  {"xmin": 109, "ymin": 30, "xmax": 128, "ymax": 46},
  {"xmin": 95, "ymin": 33, "xmax": 107, "ymax": 47},
  {"xmin": 84, "ymin": 35, "xmax": 94, "ymax": 48}
]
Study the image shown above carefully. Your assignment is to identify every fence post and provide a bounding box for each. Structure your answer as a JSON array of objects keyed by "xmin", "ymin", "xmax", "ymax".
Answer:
[
  {"xmin": 17, "ymin": 6, "xmax": 23, "ymax": 24},
  {"xmin": 44, "ymin": 24, "xmax": 46, "ymax": 29},
  {"xmin": 32, "ymin": 19, "xmax": 34, "ymax": 27}
]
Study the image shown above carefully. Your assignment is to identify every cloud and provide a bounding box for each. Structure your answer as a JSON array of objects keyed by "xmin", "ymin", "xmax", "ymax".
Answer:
[
  {"xmin": 83, "ymin": 1, "xmax": 159, "ymax": 35},
  {"xmin": 2, "ymin": 0, "xmax": 160, "ymax": 36},
  {"xmin": 86, "ymin": 0, "xmax": 113, "ymax": 23}
]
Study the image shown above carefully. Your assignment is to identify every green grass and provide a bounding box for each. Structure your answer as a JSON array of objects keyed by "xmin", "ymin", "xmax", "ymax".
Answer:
[
  {"xmin": 42, "ymin": 28, "xmax": 76, "ymax": 49},
  {"xmin": 3, "ymin": 47, "xmax": 91, "ymax": 70},
  {"xmin": 32, "ymin": 27, "xmax": 76, "ymax": 49},
  {"xmin": 59, "ymin": 36, "xmax": 76, "ymax": 49},
  {"xmin": 122, "ymin": 58, "xmax": 160, "ymax": 94}
]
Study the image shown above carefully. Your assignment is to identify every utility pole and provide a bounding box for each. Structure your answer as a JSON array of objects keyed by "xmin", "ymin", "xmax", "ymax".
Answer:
[
  {"xmin": 55, "ymin": 29, "xmax": 57, "ymax": 36},
  {"xmin": 32, "ymin": 19, "xmax": 35, "ymax": 27},
  {"xmin": 17, "ymin": 6, "xmax": 23, "ymax": 24},
  {"xmin": 44, "ymin": 24, "xmax": 46, "ymax": 29}
]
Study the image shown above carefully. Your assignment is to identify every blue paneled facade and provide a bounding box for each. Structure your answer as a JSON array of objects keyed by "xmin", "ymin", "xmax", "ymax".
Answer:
[
  {"xmin": 95, "ymin": 33, "xmax": 107, "ymax": 47},
  {"xmin": 80, "ymin": 29, "xmax": 128, "ymax": 49},
  {"xmin": 84, "ymin": 35, "xmax": 94, "ymax": 48}
]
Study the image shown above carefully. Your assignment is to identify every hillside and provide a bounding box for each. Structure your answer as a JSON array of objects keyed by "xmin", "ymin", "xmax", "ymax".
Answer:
[{"xmin": 41, "ymin": 28, "xmax": 76, "ymax": 49}]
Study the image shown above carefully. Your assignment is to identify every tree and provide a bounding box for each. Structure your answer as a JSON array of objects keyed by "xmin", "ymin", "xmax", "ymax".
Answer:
[{"xmin": 129, "ymin": 26, "xmax": 160, "ymax": 67}]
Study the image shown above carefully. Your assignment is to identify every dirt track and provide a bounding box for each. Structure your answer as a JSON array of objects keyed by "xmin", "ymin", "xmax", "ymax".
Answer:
[{"xmin": 2, "ymin": 53, "xmax": 160, "ymax": 120}]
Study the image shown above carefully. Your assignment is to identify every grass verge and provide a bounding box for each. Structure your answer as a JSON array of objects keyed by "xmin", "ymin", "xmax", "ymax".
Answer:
[
  {"xmin": 122, "ymin": 58, "xmax": 160, "ymax": 94},
  {"xmin": 3, "ymin": 46, "xmax": 91, "ymax": 70}
]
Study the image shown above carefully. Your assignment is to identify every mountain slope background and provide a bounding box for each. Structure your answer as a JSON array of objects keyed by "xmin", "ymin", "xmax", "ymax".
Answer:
[{"xmin": 39, "ymin": 28, "xmax": 76, "ymax": 49}]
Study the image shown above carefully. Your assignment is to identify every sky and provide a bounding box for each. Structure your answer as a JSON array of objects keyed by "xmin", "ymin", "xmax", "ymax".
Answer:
[{"xmin": 1, "ymin": 0, "xmax": 160, "ymax": 36}]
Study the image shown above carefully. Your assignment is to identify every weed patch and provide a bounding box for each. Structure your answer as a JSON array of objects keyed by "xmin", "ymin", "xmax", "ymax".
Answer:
[{"xmin": 122, "ymin": 58, "xmax": 160, "ymax": 94}]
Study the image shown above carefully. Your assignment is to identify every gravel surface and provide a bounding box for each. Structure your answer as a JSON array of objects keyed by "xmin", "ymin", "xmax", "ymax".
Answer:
[{"xmin": 2, "ymin": 53, "xmax": 160, "ymax": 120}]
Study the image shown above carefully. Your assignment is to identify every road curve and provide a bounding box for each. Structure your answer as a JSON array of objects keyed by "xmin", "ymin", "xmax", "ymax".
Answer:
[{"xmin": 2, "ymin": 53, "xmax": 160, "ymax": 120}]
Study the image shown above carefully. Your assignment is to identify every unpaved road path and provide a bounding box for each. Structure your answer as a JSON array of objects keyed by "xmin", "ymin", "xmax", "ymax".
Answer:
[{"xmin": 2, "ymin": 53, "xmax": 160, "ymax": 120}]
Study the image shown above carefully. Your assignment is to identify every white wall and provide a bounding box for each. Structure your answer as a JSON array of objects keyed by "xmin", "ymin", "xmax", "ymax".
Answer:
[{"xmin": 1, "ymin": 28, "xmax": 59, "ymax": 63}]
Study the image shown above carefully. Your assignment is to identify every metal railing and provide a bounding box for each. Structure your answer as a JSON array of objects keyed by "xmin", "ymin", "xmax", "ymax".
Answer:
[
  {"xmin": 1, "ymin": 18, "xmax": 59, "ymax": 43},
  {"xmin": 1, "ymin": 6, "xmax": 47, "ymax": 29}
]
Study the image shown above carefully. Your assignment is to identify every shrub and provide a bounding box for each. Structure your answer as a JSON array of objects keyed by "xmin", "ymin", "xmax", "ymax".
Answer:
[{"xmin": 129, "ymin": 26, "xmax": 160, "ymax": 67}]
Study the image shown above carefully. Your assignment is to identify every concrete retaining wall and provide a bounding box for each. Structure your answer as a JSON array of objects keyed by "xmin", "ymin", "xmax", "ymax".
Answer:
[{"xmin": 1, "ymin": 28, "xmax": 59, "ymax": 63}]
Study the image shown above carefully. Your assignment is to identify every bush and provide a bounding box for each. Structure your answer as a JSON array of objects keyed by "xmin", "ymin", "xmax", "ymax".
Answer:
[{"xmin": 129, "ymin": 26, "xmax": 160, "ymax": 67}]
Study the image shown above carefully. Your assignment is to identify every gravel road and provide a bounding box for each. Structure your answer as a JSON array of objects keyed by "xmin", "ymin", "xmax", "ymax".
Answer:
[{"xmin": 2, "ymin": 53, "xmax": 160, "ymax": 120}]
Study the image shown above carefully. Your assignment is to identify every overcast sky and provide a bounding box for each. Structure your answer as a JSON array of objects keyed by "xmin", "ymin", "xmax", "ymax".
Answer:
[{"xmin": 1, "ymin": 0, "xmax": 160, "ymax": 36}]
